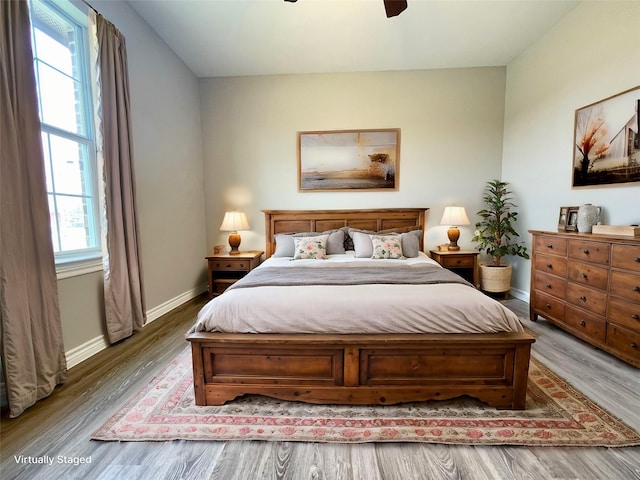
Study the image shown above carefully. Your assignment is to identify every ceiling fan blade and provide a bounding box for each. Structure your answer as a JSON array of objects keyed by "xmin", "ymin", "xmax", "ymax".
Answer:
[{"xmin": 384, "ymin": 0, "xmax": 408, "ymax": 18}]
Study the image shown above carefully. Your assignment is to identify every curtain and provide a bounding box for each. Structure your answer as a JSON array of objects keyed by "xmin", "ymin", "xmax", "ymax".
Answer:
[
  {"xmin": 0, "ymin": 0, "xmax": 67, "ymax": 418},
  {"xmin": 95, "ymin": 14, "xmax": 146, "ymax": 344}
]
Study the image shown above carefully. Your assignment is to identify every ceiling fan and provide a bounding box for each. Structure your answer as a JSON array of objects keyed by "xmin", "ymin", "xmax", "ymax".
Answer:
[{"xmin": 284, "ymin": 0, "xmax": 408, "ymax": 18}]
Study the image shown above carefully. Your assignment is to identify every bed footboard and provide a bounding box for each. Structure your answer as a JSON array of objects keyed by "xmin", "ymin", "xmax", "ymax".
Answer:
[{"xmin": 187, "ymin": 332, "xmax": 534, "ymax": 410}]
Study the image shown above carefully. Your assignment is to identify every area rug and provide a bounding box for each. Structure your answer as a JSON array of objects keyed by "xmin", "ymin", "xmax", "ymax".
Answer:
[{"xmin": 92, "ymin": 348, "xmax": 640, "ymax": 446}]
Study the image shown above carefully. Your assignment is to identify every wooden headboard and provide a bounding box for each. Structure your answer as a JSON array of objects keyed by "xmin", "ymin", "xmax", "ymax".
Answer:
[{"xmin": 262, "ymin": 208, "xmax": 429, "ymax": 258}]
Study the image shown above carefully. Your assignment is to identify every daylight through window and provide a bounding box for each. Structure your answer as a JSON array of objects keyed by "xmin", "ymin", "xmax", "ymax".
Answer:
[{"xmin": 29, "ymin": 0, "xmax": 100, "ymax": 266}]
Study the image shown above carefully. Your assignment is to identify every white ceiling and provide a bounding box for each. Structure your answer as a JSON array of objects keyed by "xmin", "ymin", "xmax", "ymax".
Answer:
[{"xmin": 128, "ymin": 0, "xmax": 581, "ymax": 78}]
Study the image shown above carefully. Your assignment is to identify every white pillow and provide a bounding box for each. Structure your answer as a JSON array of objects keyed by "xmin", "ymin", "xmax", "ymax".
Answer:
[{"xmin": 352, "ymin": 231, "xmax": 373, "ymax": 258}]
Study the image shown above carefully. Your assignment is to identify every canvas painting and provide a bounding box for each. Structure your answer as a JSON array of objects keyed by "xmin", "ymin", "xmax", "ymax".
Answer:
[
  {"xmin": 573, "ymin": 87, "xmax": 640, "ymax": 187},
  {"xmin": 298, "ymin": 129, "xmax": 400, "ymax": 191}
]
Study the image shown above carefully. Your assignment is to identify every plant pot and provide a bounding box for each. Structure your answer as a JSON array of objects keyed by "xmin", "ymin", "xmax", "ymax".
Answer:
[{"xmin": 479, "ymin": 263, "xmax": 512, "ymax": 293}]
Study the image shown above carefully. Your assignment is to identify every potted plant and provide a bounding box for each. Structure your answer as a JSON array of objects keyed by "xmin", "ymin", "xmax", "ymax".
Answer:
[{"xmin": 472, "ymin": 179, "xmax": 529, "ymax": 293}]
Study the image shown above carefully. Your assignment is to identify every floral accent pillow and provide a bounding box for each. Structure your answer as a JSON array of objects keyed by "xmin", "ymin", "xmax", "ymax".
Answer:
[
  {"xmin": 293, "ymin": 235, "xmax": 329, "ymax": 260},
  {"xmin": 370, "ymin": 235, "xmax": 403, "ymax": 259}
]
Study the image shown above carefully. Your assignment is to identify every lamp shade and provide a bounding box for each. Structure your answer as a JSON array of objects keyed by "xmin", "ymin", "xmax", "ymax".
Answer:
[
  {"xmin": 440, "ymin": 206, "xmax": 470, "ymax": 226},
  {"xmin": 219, "ymin": 211, "xmax": 250, "ymax": 232}
]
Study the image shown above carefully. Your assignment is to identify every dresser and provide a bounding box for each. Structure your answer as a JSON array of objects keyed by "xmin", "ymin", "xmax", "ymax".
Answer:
[{"xmin": 529, "ymin": 230, "xmax": 640, "ymax": 367}]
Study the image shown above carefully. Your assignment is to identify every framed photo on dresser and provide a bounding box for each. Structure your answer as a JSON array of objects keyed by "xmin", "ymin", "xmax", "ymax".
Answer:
[{"xmin": 558, "ymin": 206, "xmax": 579, "ymax": 231}]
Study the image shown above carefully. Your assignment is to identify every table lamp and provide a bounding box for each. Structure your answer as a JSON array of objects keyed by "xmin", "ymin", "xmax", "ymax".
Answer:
[
  {"xmin": 220, "ymin": 211, "xmax": 250, "ymax": 255},
  {"xmin": 440, "ymin": 206, "xmax": 470, "ymax": 251}
]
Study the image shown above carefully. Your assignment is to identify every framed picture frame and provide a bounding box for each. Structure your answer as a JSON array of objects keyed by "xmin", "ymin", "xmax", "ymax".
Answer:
[
  {"xmin": 298, "ymin": 128, "xmax": 400, "ymax": 191},
  {"xmin": 572, "ymin": 86, "xmax": 640, "ymax": 188},
  {"xmin": 557, "ymin": 206, "xmax": 570, "ymax": 230},
  {"xmin": 566, "ymin": 206, "xmax": 579, "ymax": 232}
]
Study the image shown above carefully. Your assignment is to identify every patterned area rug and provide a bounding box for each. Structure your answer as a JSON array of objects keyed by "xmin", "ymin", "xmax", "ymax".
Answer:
[{"xmin": 92, "ymin": 348, "xmax": 640, "ymax": 446}]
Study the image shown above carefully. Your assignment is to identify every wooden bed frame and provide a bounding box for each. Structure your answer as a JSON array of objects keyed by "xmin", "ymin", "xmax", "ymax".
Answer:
[{"xmin": 187, "ymin": 208, "xmax": 535, "ymax": 410}]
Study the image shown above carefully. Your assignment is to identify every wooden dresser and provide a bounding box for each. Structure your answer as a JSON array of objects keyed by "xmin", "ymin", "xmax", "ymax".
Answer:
[{"xmin": 529, "ymin": 230, "xmax": 640, "ymax": 367}]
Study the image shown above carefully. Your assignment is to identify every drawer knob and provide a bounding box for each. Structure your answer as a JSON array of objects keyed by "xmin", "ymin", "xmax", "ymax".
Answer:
[
  {"xmin": 580, "ymin": 296, "xmax": 587, "ymax": 302},
  {"xmin": 632, "ymin": 314, "xmax": 639, "ymax": 320},
  {"xmin": 583, "ymin": 249, "xmax": 590, "ymax": 254},
  {"xmin": 581, "ymin": 273, "xmax": 587, "ymax": 279},
  {"xmin": 579, "ymin": 320, "xmax": 586, "ymax": 327},
  {"xmin": 546, "ymin": 244, "xmax": 553, "ymax": 248},
  {"xmin": 546, "ymin": 303, "xmax": 551, "ymax": 309},
  {"xmin": 547, "ymin": 263, "xmax": 553, "ymax": 269},
  {"xmin": 634, "ymin": 286, "xmax": 640, "ymax": 292},
  {"xmin": 546, "ymin": 283, "xmax": 552, "ymax": 289},
  {"xmin": 631, "ymin": 343, "xmax": 638, "ymax": 350},
  {"xmin": 634, "ymin": 257, "xmax": 640, "ymax": 263},
  {"xmin": 226, "ymin": 264, "xmax": 232, "ymax": 268}
]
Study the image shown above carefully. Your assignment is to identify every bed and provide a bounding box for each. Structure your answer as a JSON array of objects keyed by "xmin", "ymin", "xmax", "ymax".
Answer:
[{"xmin": 187, "ymin": 208, "xmax": 534, "ymax": 410}]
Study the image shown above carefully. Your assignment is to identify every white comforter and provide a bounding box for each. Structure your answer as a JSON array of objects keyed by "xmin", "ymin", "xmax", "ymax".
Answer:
[{"xmin": 191, "ymin": 252, "xmax": 524, "ymax": 334}]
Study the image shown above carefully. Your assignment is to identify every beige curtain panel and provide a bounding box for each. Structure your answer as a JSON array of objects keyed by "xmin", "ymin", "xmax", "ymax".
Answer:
[
  {"xmin": 96, "ymin": 14, "xmax": 146, "ymax": 344},
  {"xmin": 0, "ymin": 0, "xmax": 67, "ymax": 418}
]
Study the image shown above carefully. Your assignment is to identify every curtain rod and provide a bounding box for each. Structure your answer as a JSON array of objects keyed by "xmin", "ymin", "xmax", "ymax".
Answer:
[{"xmin": 79, "ymin": 0, "xmax": 99, "ymax": 15}]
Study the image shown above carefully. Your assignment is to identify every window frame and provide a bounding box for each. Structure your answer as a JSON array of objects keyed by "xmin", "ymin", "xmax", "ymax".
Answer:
[{"xmin": 29, "ymin": 0, "xmax": 102, "ymax": 276}]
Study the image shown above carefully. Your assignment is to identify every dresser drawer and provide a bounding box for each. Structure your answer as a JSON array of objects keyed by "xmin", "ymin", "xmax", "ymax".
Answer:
[
  {"xmin": 535, "ymin": 236, "xmax": 567, "ymax": 256},
  {"xmin": 565, "ymin": 305, "xmax": 606, "ymax": 342},
  {"xmin": 566, "ymin": 282, "xmax": 607, "ymax": 316},
  {"xmin": 568, "ymin": 240, "xmax": 610, "ymax": 266},
  {"xmin": 610, "ymin": 270, "xmax": 640, "ymax": 304},
  {"xmin": 534, "ymin": 271, "xmax": 566, "ymax": 299},
  {"xmin": 567, "ymin": 261, "xmax": 609, "ymax": 290},
  {"xmin": 608, "ymin": 297, "xmax": 640, "ymax": 332},
  {"xmin": 612, "ymin": 244, "xmax": 640, "ymax": 273},
  {"xmin": 534, "ymin": 254, "xmax": 567, "ymax": 278},
  {"xmin": 533, "ymin": 292, "xmax": 565, "ymax": 321},
  {"xmin": 438, "ymin": 256, "xmax": 475, "ymax": 268},
  {"xmin": 210, "ymin": 259, "xmax": 251, "ymax": 271},
  {"xmin": 607, "ymin": 324, "xmax": 640, "ymax": 361}
]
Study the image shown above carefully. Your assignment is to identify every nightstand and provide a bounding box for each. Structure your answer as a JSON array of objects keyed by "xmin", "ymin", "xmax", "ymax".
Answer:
[
  {"xmin": 429, "ymin": 250, "xmax": 479, "ymax": 287},
  {"xmin": 206, "ymin": 250, "xmax": 263, "ymax": 297}
]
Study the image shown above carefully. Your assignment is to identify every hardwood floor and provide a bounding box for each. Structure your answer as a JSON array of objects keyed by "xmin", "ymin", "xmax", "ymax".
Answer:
[{"xmin": 1, "ymin": 295, "xmax": 639, "ymax": 480}]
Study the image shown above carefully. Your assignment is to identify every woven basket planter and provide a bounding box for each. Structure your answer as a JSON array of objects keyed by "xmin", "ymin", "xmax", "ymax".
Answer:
[{"xmin": 479, "ymin": 263, "xmax": 512, "ymax": 293}]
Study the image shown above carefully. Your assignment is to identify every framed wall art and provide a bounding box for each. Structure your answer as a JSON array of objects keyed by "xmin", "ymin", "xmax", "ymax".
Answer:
[
  {"xmin": 298, "ymin": 128, "xmax": 400, "ymax": 191},
  {"xmin": 572, "ymin": 86, "xmax": 640, "ymax": 188}
]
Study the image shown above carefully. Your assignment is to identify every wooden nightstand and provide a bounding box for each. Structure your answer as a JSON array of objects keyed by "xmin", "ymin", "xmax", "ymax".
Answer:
[
  {"xmin": 429, "ymin": 250, "xmax": 479, "ymax": 287},
  {"xmin": 206, "ymin": 250, "xmax": 263, "ymax": 298}
]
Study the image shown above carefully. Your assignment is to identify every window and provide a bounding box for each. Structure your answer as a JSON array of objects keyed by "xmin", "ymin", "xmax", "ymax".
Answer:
[{"xmin": 29, "ymin": 0, "xmax": 101, "ymax": 270}]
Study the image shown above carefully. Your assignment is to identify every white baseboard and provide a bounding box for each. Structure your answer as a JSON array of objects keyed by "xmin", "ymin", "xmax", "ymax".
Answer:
[
  {"xmin": 509, "ymin": 286, "xmax": 529, "ymax": 303},
  {"xmin": 66, "ymin": 335, "xmax": 110, "ymax": 369},
  {"xmin": 146, "ymin": 284, "xmax": 207, "ymax": 324},
  {"xmin": 65, "ymin": 283, "xmax": 207, "ymax": 369}
]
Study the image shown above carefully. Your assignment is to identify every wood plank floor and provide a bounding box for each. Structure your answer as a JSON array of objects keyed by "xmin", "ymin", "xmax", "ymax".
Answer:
[{"xmin": 1, "ymin": 295, "xmax": 639, "ymax": 480}]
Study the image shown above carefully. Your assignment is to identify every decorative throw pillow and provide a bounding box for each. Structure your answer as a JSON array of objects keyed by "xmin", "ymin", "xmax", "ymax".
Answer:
[
  {"xmin": 350, "ymin": 229, "xmax": 422, "ymax": 258},
  {"xmin": 293, "ymin": 235, "xmax": 329, "ymax": 260},
  {"xmin": 371, "ymin": 235, "xmax": 403, "ymax": 259},
  {"xmin": 346, "ymin": 226, "xmax": 422, "ymax": 253},
  {"xmin": 274, "ymin": 230, "xmax": 345, "ymax": 257}
]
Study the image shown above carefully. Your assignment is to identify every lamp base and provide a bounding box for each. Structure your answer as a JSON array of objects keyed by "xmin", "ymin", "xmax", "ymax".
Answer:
[
  {"xmin": 228, "ymin": 232, "xmax": 241, "ymax": 255},
  {"xmin": 447, "ymin": 226, "xmax": 461, "ymax": 251}
]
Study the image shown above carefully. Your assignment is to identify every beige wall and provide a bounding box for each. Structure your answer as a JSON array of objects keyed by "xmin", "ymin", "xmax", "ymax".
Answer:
[
  {"xmin": 56, "ymin": 0, "xmax": 640, "ymax": 361},
  {"xmin": 503, "ymin": 1, "xmax": 640, "ymax": 296},
  {"xmin": 200, "ymin": 67, "xmax": 507, "ymax": 254},
  {"xmin": 56, "ymin": 1, "xmax": 207, "ymax": 358}
]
